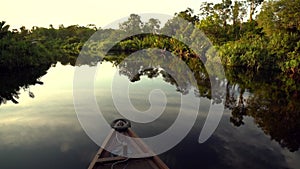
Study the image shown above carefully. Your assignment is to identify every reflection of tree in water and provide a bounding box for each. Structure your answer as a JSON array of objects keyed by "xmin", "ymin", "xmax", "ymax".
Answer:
[
  {"xmin": 225, "ymin": 68, "xmax": 300, "ymax": 152},
  {"xmin": 247, "ymin": 87, "xmax": 300, "ymax": 152},
  {"xmin": 120, "ymin": 66, "xmax": 160, "ymax": 82},
  {"xmin": 0, "ymin": 65, "xmax": 50, "ymax": 105},
  {"xmin": 0, "ymin": 43, "xmax": 96, "ymax": 105},
  {"xmin": 104, "ymin": 49, "xmax": 215, "ymax": 99},
  {"xmin": 226, "ymin": 84, "xmax": 247, "ymax": 127}
]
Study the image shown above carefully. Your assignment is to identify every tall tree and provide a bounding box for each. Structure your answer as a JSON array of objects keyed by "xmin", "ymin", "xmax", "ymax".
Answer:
[
  {"xmin": 213, "ymin": 0, "xmax": 232, "ymax": 27},
  {"xmin": 247, "ymin": 0, "xmax": 264, "ymax": 22},
  {"xmin": 257, "ymin": 0, "xmax": 300, "ymax": 35},
  {"xmin": 143, "ymin": 18, "xmax": 160, "ymax": 34},
  {"xmin": 0, "ymin": 21, "xmax": 10, "ymax": 39},
  {"xmin": 119, "ymin": 14, "xmax": 143, "ymax": 34},
  {"xmin": 175, "ymin": 8, "xmax": 199, "ymax": 24},
  {"xmin": 199, "ymin": 2, "xmax": 214, "ymax": 17},
  {"xmin": 257, "ymin": 0, "xmax": 300, "ymax": 74},
  {"xmin": 231, "ymin": 1, "xmax": 247, "ymax": 26}
]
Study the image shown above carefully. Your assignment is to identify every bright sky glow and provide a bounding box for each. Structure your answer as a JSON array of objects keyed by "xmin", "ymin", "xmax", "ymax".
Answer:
[{"xmin": 1, "ymin": 0, "xmax": 220, "ymax": 29}]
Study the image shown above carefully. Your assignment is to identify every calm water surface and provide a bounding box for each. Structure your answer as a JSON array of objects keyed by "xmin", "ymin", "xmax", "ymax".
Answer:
[{"xmin": 0, "ymin": 61, "xmax": 299, "ymax": 169}]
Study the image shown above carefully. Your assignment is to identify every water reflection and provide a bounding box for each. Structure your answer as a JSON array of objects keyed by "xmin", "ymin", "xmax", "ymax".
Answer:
[
  {"xmin": 104, "ymin": 49, "xmax": 214, "ymax": 99},
  {"xmin": 0, "ymin": 63, "xmax": 98, "ymax": 169},
  {"xmin": 0, "ymin": 52, "xmax": 300, "ymax": 168},
  {"xmin": 0, "ymin": 109, "xmax": 96, "ymax": 169},
  {"xmin": 161, "ymin": 116, "xmax": 292, "ymax": 169},
  {"xmin": 0, "ymin": 65, "xmax": 49, "ymax": 105},
  {"xmin": 103, "ymin": 51, "xmax": 300, "ymax": 153},
  {"xmin": 225, "ymin": 68, "xmax": 300, "ymax": 152}
]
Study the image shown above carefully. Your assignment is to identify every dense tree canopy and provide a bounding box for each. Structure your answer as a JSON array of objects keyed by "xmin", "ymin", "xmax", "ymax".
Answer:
[{"xmin": 0, "ymin": 0, "xmax": 299, "ymax": 73}]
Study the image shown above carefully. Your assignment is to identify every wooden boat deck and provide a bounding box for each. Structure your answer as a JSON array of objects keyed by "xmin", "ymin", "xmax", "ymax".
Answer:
[{"xmin": 88, "ymin": 129, "xmax": 169, "ymax": 169}]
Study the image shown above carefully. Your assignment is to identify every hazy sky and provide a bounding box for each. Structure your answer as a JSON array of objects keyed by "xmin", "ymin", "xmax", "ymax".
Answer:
[{"xmin": 1, "ymin": 0, "xmax": 220, "ymax": 29}]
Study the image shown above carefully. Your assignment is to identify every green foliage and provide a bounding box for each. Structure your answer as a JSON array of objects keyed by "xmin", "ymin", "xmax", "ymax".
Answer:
[
  {"xmin": 175, "ymin": 8, "xmax": 199, "ymax": 24},
  {"xmin": 0, "ymin": 21, "xmax": 10, "ymax": 39},
  {"xmin": 256, "ymin": 0, "xmax": 300, "ymax": 74},
  {"xmin": 0, "ymin": 0, "xmax": 299, "ymax": 76},
  {"xmin": 246, "ymin": 0, "xmax": 264, "ymax": 21},
  {"xmin": 0, "ymin": 23, "xmax": 96, "ymax": 68},
  {"xmin": 258, "ymin": 0, "xmax": 300, "ymax": 35},
  {"xmin": 143, "ymin": 18, "xmax": 161, "ymax": 34},
  {"xmin": 196, "ymin": 0, "xmax": 299, "ymax": 75},
  {"xmin": 218, "ymin": 33, "xmax": 272, "ymax": 70},
  {"xmin": 119, "ymin": 14, "xmax": 143, "ymax": 34}
]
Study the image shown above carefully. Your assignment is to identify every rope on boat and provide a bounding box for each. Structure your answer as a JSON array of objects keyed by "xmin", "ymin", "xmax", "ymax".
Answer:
[
  {"xmin": 115, "ymin": 132, "xmax": 122, "ymax": 144},
  {"xmin": 111, "ymin": 157, "xmax": 129, "ymax": 169},
  {"xmin": 110, "ymin": 119, "xmax": 131, "ymax": 132},
  {"xmin": 110, "ymin": 118, "xmax": 131, "ymax": 169}
]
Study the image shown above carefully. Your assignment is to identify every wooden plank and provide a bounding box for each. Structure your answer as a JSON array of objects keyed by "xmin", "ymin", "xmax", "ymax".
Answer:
[
  {"xmin": 127, "ymin": 129, "xmax": 149, "ymax": 152},
  {"xmin": 88, "ymin": 130, "xmax": 115, "ymax": 169},
  {"xmin": 95, "ymin": 153, "xmax": 154, "ymax": 164},
  {"xmin": 132, "ymin": 152, "xmax": 154, "ymax": 158},
  {"xmin": 147, "ymin": 159, "xmax": 162, "ymax": 169},
  {"xmin": 123, "ymin": 131, "xmax": 147, "ymax": 155},
  {"xmin": 152, "ymin": 155, "xmax": 169, "ymax": 169},
  {"xmin": 96, "ymin": 153, "xmax": 153, "ymax": 163},
  {"xmin": 127, "ymin": 129, "xmax": 169, "ymax": 169},
  {"xmin": 96, "ymin": 156, "xmax": 126, "ymax": 164}
]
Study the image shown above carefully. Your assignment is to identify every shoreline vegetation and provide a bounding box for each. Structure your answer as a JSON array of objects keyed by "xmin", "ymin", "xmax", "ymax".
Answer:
[{"xmin": 0, "ymin": 0, "xmax": 299, "ymax": 75}]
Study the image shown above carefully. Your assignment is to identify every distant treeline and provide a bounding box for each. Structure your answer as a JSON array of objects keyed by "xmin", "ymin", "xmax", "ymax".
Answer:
[
  {"xmin": 0, "ymin": 0, "xmax": 299, "ymax": 75},
  {"xmin": 0, "ymin": 22, "xmax": 96, "ymax": 68}
]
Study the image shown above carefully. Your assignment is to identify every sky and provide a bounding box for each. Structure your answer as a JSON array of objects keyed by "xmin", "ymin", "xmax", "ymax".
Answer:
[{"xmin": 1, "ymin": 0, "xmax": 220, "ymax": 29}]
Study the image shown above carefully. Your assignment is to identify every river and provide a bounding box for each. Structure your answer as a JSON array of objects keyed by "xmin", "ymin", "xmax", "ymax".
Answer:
[{"xmin": 0, "ymin": 58, "xmax": 299, "ymax": 169}]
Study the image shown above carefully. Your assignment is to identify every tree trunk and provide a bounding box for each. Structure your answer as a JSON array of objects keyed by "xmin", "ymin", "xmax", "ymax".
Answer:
[{"xmin": 249, "ymin": 1, "xmax": 255, "ymax": 22}]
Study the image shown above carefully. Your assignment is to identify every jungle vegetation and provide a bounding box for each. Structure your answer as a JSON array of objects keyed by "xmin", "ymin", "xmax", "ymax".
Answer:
[{"xmin": 0, "ymin": 0, "xmax": 299, "ymax": 75}]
